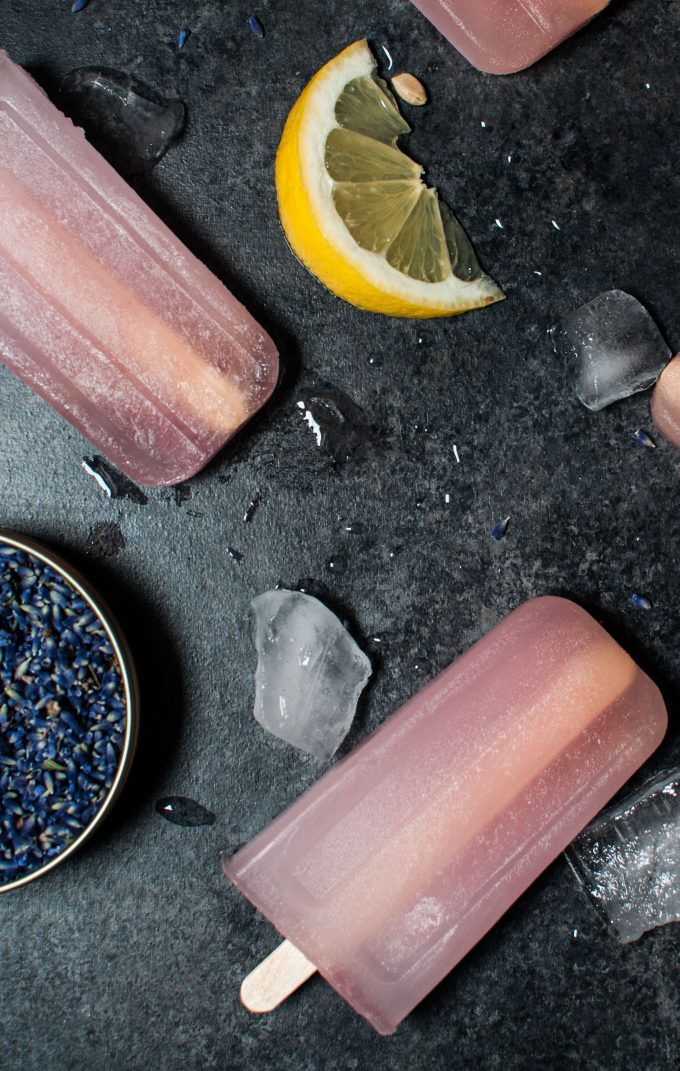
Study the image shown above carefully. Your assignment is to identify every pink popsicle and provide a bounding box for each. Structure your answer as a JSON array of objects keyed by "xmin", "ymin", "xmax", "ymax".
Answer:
[
  {"xmin": 224, "ymin": 596, "xmax": 667, "ymax": 1034},
  {"xmin": 408, "ymin": 0, "xmax": 610, "ymax": 75},
  {"xmin": 0, "ymin": 52, "xmax": 278, "ymax": 485},
  {"xmin": 651, "ymin": 353, "xmax": 680, "ymax": 450}
]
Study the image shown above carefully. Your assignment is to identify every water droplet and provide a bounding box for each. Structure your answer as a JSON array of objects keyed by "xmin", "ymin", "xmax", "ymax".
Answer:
[
  {"xmin": 155, "ymin": 796, "xmax": 216, "ymax": 826},
  {"xmin": 296, "ymin": 390, "xmax": 372, "ymax": 464},
  {"xmin": 59, "ymin": 68, "xmax": 186, "ymax": 176},
  {"xmin": 295, "ymin": 578, "xmax": 319, "ymax": 595},
  {"xmin": 244, "ymin": 495, "xmax": 261, "ymax": 523},
  {"xmin": 326, "ymin": 554, "xmax": 348, "ymax": 576}
]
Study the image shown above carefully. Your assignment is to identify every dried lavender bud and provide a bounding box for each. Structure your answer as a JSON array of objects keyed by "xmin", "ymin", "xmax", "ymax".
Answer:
[{"xmin": 0, "ymin": 543, "xmax": 127, "ymax": 887}]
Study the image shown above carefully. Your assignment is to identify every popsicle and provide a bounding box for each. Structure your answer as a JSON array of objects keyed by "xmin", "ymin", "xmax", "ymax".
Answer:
[
  {"xmin": 224, "ymin": 596, "xmax": 667, "ymax": 1034},
  {"xmin": 408, "ymin": 0, "xmax": 610, "ymax": 75},
  {"xmin": 651, "ymin": 353, "xmax": 680, "ymax": 450},
  {"xmin": 0, "ymin": 51, "xmax": 278, "ymax": 485}
]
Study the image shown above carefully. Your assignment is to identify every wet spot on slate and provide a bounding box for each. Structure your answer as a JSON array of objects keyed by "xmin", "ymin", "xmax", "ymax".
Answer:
[
  {"xmin": 87, "ymin": 522, "xmax": 126, "ymax": 557},
  {"xmin": 155, "ymin": 796, "xmax": 216, "ymax": 826}
]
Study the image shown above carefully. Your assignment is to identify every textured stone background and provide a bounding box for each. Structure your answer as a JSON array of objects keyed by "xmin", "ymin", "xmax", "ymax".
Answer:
[{"xmin": 1, "ymin": 1, "xmax": 679, "ymax": 1068}]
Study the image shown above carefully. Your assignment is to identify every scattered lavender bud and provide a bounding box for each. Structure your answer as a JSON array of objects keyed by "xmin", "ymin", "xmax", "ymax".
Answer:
[
  {"xmin": 71, "ymin": 0, "xmax": 90, "ymax": 11},
  {"xmin": 633, "ymin": 428, "xmax": 656, "ymax": 449},
  {"xmin": 490, "ymin": 517, "xmax": 510, "ymax": 541},
  {"xmin": 631, "ymin": 593, "xmax": 652, "ymax": 611},
  {"xmin": 248, "ymin": 14, "xmax": 265, "ymax": 38},
  {"xmin": 178, "ymin": 29, "xmax": 190, "ymax": 49}
]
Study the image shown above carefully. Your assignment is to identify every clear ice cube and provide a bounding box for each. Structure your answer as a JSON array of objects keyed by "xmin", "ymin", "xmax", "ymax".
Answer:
[
  {"xmin": 550, "ymin": 290, "xmax": 671, "ymax": 411},
  {"xmin": 249, "ymin": 590, "xmax": 372, "ymax": 760},
  {"xmin": 567, "ymin": 768, "xmax": 680, "ymax": 942},
  {"xmin": 59, "ymin": 68, "xmax": 186, "ymax": 175}
]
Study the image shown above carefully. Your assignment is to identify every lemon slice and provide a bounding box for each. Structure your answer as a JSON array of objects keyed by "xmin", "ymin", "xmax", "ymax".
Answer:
[{"xmin": 276, "ymin": 40, "xmax": 504, "ymax": 318}]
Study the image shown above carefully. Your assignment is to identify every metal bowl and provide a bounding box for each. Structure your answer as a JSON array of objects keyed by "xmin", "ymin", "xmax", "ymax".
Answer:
[{"xmin": 0, "ymin": 530, "xmax": 139, "ymax": 893}]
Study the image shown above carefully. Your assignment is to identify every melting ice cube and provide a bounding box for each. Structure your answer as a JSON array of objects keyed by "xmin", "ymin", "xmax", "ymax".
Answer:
[
  {"xmin": 59, "ymin": 68, "xmax": 186, "ymax": 175},
  {"xmin": 249, "ymin": 590, "xmax": 371, "ymax": 760},
  {"xmin": 550, "ymin": 290, "xmax": 670, "ymax": 411},
  {"xmin": 567, "ymin": 768, "xmax": 680, "ymax": 943}
]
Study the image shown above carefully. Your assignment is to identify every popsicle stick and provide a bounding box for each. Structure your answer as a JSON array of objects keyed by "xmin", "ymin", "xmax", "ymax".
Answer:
[{"xmin": 241, "ymin": 939, "xmax": 317, "ymax": 1012}]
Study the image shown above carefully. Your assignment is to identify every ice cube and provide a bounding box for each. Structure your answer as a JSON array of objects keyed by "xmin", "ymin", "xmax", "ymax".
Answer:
[
  {"xmin": 59, "ymin": 68, "xmax": 185, "ymax": 175},
  {"xmin": 550, "ymin": 290, "xmax": 670, "ymax": 411},
  {"xmin": 249, "ymin": 590, "xmax": 371, "ymax": 760},
  {"xmin": 567, "ymin": 768, "xmax": 680, "ymax": 942}
]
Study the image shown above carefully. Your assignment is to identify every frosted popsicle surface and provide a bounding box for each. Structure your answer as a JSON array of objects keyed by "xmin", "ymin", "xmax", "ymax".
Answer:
[
  {"xmin": 0, "ymin": 52, "xmax": 278, "ymax": 485},
  {"xmin": 651, "ymin": 354, "xmax": 680, "ymax": 450},
  {"xmin": 409, "ymin": 0, "xmax": 609, "ymax": 74},
  {"xmin": 224, "ymin": 597, "xmax": 667, "ymax": 1034}
]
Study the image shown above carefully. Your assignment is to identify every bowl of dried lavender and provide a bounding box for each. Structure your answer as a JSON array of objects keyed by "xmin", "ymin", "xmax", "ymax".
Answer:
[{"xmin": 0, "ymin": 530, "xmax": 138, "ymax": 892}]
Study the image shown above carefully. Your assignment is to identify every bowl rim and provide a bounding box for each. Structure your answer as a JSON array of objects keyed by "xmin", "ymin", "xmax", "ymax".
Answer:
[{"xmin": 0, "ymin": 529, "xmax": 140, "ymax": 893}]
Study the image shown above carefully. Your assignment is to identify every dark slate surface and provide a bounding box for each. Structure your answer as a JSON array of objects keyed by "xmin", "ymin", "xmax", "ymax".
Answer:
[{"xmin": 1, "ymin": 1, "xmax": 679, "ymax": 1068}]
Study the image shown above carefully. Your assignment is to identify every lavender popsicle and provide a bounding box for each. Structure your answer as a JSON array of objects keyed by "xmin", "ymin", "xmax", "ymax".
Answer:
[
  {"xmin": 408, "ymin": 0, "xmax": 610, "ymax": 75},
  {"xmin": 224, "ymin": 597, "xmax": 667, "ymax": 1034},
  {"xmin": 651, "ymin": 353, "xmax": 680, "ymax": 450},
  {"xmin": 0, "ymin": 52, "xmax": 278, "ymax": 485}
]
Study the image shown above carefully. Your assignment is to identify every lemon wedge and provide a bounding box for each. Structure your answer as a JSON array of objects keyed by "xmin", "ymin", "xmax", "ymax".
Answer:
[{"xmin": 276, "ymin": 40, "xmax": 504, "ymax": 318}]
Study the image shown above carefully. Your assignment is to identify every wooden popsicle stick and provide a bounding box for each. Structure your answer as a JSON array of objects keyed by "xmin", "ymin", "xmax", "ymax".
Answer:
[{"xmin": 240, "ymin": 939, "xmax": 317, "ymax": 1013}]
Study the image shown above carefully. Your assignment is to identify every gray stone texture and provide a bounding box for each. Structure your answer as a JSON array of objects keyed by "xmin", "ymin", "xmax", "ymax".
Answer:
[{"xmin": 1, "ymin": 0, "xmax": 679, "ymax": 1068}]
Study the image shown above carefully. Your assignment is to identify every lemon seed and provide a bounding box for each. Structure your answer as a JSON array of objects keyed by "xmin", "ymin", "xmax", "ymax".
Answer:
[{"xmin": 391, "ymin": 73, "xmax": 427, "ymax": 106}]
